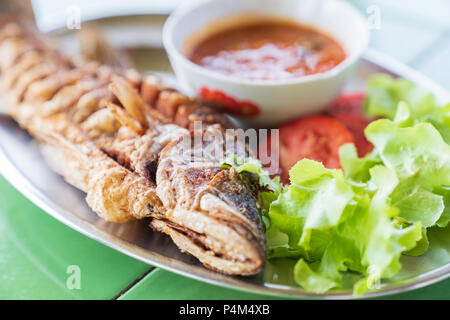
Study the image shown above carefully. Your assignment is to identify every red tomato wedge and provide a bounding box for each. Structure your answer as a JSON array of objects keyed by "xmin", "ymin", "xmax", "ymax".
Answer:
[
  {"xmin": 278, "ymin": 115, "xmax": 354, "ymax": 182},
  {"xmin": 328, "ymin": 92, "xmax": 366, "ymax": 116},
  {"xmin": 333, "ymin": 113, "xmax": 373, "ymax": 157},
  {"xmin": 326, "ymin": 93, "xmax": 374, "ymax": 157}
]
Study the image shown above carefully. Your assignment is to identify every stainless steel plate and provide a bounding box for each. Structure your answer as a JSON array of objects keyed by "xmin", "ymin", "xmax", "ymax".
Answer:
[{"xmin": 0, "ymin": 15, "xmax": 449, "ymax": 299}]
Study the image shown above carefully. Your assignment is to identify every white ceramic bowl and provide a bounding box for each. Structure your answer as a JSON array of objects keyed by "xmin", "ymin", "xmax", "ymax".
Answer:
[{"xmin": 163, "ymin": 0, "xmax": 369, "ymax": 127}]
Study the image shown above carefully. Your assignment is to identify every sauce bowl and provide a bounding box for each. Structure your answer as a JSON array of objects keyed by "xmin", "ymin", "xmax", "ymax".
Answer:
[{"xmin": 163, "ymin": 0, "xmax": 369, "ymax": 126}]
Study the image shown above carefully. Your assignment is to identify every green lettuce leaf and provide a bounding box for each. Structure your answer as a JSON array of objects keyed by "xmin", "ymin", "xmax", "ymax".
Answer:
[
  {"xmin": 267, "ymin": 118, "xmax": 448, "ymax": 295},
  {"xmin": 339, "ymin": 143, "xmax": 380, "ymax": 182},
  {"xmin": 273, "ymin": 163, "xmax": 422, "ymax": 294},
  {"xmin": 221, "ymin": 154, "xmax": 281, "ymax": 194},
  {"xmin": 341, "ymin": 119, "xmax": 449, "ymax": 232},
  {"xmin": 435, "ymin": 186, "xmax": 450, "ymax": 228},
  {"xmin": 364, "ymin": 74, "xmax": 435, "ymax": 121},
  {"xmin": 365, "ymin": 120, "xmax": 450, "ymax": 185},
  {"xmin": 364, "ymin": 120, "xmax": 450, "ymax": 230},
  {"xmin": 364, "ymin": 74, "xmax": 450, "ymax": 143},
  {"xmin": 267, "ymin": 160, "xmax": 352, "ymax": 261},
  {"xmin": 221, "ymin": 154, "xmax": 282, "ymax": 214}
]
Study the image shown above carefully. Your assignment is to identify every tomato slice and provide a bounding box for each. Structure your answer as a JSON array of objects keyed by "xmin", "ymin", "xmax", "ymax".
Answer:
[
  {"xmin": 325, "ymin": 92, "xmax": 373, "ymax": 157},
  {"xmin": 333, "ymin": 113, "xmax": 373, "ymax": 157},
  {"xmin": 328, "ymin": 92, "xmax": 366, "ymax": 116},
  {"xmin": 278, "ymin": 115, "xmax": 354, "ymax": 182}
]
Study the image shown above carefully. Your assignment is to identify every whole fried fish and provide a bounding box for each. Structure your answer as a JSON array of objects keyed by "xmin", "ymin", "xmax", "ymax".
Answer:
[{"xmin": 0, "ymin": 23, "xmax": 265, "ymax": 275}]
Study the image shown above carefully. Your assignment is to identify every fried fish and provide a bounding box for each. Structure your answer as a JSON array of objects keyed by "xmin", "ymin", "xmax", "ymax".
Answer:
[{"xmin": 0, "ymin": 23, "xmax": 265, "ymax": 275}]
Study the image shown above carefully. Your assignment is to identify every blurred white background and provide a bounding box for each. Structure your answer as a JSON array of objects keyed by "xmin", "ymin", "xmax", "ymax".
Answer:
[{"xmin": 30, "ymin": 0, "xmax": 450, "ymax": 89}]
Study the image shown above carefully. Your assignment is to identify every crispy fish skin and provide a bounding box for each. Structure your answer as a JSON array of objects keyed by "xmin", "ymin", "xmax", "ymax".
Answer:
[
  {"xmin": 153, "ymin": 125, "xmax": 265, "ymax": 274},
  {"xmin": 0, "ymin": 23, "xmax": 265, "ymax": 274}
]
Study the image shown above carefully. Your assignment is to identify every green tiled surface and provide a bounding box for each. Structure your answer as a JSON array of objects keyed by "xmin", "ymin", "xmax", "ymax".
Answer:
[
  {"xmin": 0, "ymin": 177, "xmax": 151, "ymax": 299},
  {"xmin": 119, "ymin": 269, "xmax": 279, "ymax": 300},
  {"xmin": 118, "ymin": 269, "xmax": 450, "ymax": 300},
  {"xmin": 0, "ymin": 0, "xmax": 449, "ymax": 300},
  {"xmin": 372, "ymin": 279, "xmax": 450, "ymax": 300}
]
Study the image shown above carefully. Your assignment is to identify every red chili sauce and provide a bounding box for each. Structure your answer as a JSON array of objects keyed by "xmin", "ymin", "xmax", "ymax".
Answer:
[{"xmin": 187, "ymin": 20, "xmax": 346, "ymax": 81}]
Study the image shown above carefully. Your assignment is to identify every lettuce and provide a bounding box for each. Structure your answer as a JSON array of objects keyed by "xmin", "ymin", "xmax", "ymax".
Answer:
[
  {"xmin": 222, "ymin": 75, "xmax": 449, "ymax": 295},
  {"xmin": 364, "ymin": 74, "xmax": 450, "ymax": 143},
  {"xmin": 268, "ymin": 160, "xmax": 354, "ymax": 262},
  {"xmin": 222, "ymin": 154, "xmax": 281, "ymax": 195},
  {"xmin": 221, "ymin": 154, "xmax": 281, "ymax": 215},
  {"xmin": 436, "ymin": 186, "xmax": 450, "ymax": 228},
  {"xmin": 340, "ymin": 111, "xmax": 450, "ymax": 258},
  {"xmin": 270, "ymin": 162, "xmax": 422, "ymax": 295},
  {"xmin": 365, "ymin": 120, "xmax": 450, "ymax": 184},
  {"xmin": 364, "ymin": 74, "xmax": 435, "ymax": 121}
]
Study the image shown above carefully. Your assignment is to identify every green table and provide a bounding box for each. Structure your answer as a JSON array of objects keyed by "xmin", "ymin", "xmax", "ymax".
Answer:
[{"xmin": 1, "ymin": 0, "xmax": 449, "ymax": 299}]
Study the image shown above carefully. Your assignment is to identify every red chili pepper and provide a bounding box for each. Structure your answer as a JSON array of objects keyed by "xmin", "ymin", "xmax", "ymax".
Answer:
[{"xmin": 199, "ymin": 86, "xmax": 261, "ymax": 117}]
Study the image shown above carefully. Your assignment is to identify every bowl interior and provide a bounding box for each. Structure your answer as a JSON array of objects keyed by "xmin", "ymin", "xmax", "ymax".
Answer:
[{"xmin": 165, "ymin": 0, "xmax": 369, "ymax": 72}]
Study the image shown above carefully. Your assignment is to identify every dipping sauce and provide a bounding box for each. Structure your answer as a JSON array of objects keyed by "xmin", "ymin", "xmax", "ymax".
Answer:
[{"xmin": 187, "ymin": 19, "xmax": 346, "ymax": 81}]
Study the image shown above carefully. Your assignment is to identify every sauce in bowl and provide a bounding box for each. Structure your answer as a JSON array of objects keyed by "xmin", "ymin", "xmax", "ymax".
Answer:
[{"xmin": 186, "ymin": 19, "xmax": 346, "ymax": 81}]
